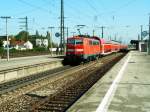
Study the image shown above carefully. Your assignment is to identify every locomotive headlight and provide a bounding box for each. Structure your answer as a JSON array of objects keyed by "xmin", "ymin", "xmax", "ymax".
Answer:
[
  {"xmin": 76, "ymin": 49, "xmax": 83, "ymax": 52},
  {"xmin": 67, "ymin": 49, "xmax": 74, "ymax": 52},
  {"xmin": 67, "ymin": 49, "xmax": 83, "ymax": 52}
]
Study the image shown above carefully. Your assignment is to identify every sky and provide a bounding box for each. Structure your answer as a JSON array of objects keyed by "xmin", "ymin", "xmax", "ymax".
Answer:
[{"xmin": 0, "ymin": 0, "xmax": 150, "ymax": 44}]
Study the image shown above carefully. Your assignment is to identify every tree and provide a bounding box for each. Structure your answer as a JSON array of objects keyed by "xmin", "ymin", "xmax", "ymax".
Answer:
[
  {"xmin": 35, "ymin": 30, "xmax": 40, "ymax": 39},
  {"xmin": 10, "ymin": 37, "xmax": 16, "ymax": 46},
  {"xmin": 0, "ymin": 40, "xmax": 3, "ymax": 48},
  {"xmin": 15, "ymin": 31, "xmax": 29, "ymax": 41},
  {"xmin": 46, "ymin": 31, "xmax": 52, "ymax": 48}
]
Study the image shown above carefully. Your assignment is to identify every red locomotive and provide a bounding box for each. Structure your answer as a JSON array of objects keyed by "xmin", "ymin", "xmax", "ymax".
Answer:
[{"xmin": 64, "ymin": 35, "xmax": 127, "ymax": 64}]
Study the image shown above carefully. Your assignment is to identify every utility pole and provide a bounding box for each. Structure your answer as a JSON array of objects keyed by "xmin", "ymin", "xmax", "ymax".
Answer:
[
  {"xmin": 60, "ymin": 0, "xmax": 65, "ymax": 55},
  {"xmin": 19, "ymin": 16, "xmax": 28, "ymax": 41},
  {"xmin": 1, "ymin": 16, "xmax": 11, "ymax": 61},
  {"xmin": 97, "ymin": 26, "xmax": 105, "ymax": 38},
  {"xmin": 48, "ymin": 27, "xmax": 54, "ymax": 55},
  {"xmin": 148, "ymin": 14, "xmax": 150, "ymax": 55},
  {"xmin": 138, "ymin": 34, "xmax": 140, "ymax": 41},
  {"xmin": 66, "ymin": 27, "xmax": 69, "ymax": 39},
  {"xmin": 93, "ymin": 30, "xmax": 95, "ymax": 36},
  {"xmin": 25, "ymin": 16, "xmax": 28, "ymax": 41},
  {"xmin": 101, "ymin": 26, "xmax": 105, "ymax": 38},
  {"xmin": 141, "ymin": 25, "xmax": 143, "ymax": 41}
]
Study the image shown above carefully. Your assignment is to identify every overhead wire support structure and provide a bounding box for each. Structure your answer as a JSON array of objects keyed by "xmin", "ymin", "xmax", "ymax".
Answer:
[
  {"xmin": 97, "ymin": 26, "xmax": 105, "ymax": 39},
  {"xmin": 64, "ymin": 27, "xmax": 69, "ymax": 39},
  {"xmin": 19, "ymin": 16, "xmax": 28, "ymax": 41},
  {"xmin": 141, "ymin": 25, "xmax": 143, "ymax": 41},
  {"xmin": 66, "ymin": 27, "xmax": 69, "ymax": 39},
  {"xmin": 60, "ymin": 0, "xmax": 65, "ymax": 55},
  {"xmin": 101, "ymin": 26, "xmax": 105, "ymax": 39},
  {"xmin": 1, "ymin": 16, "xmax": 11, "ymax": 61}
]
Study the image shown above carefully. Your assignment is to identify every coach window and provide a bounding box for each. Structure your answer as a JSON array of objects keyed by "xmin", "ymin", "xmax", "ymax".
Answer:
[
  {"xmin": 96, "ymin": 41, "xmax": 99, "ymax": 45},
  {"xmin": 93, "ymin": 41, "xmax": 96, "ymax": 45},
  {"xmin": 92, "ymin": 41, "xmax": 99, "ymax": 45}
]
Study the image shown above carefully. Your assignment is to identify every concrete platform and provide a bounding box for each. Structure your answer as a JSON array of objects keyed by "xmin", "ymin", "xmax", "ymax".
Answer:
[
  {"xmin": 0, "ymin": 55, "xmax": 63, "ymax": 71},
  {"xmin": 67, "ymin": 51, "xmax": 150, "ymax": 112},
  {"xmin": 0, "ymin": 55, "xmax": 63, "ymax": 83}
]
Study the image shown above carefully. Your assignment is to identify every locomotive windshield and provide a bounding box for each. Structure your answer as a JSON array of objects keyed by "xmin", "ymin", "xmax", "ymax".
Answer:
[
  {"xmin": 75, "ymin": 40, "xmax": 83, "ymax": 44},
  {"xmin": 68, "ymin": 39, "xmax": 83, "ymax": 45},
  {"xmin": 68, "ymin": 39, "xmax": 75, "ymax": 44}
]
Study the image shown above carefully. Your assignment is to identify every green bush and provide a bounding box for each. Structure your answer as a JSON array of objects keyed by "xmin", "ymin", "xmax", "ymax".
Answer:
[
  {"xmin": 0, "ymin": 48, "xmax": 4, "ymax": 57},
  {"xmin": 0, "ymin": 47, "xmax": 4, "ymax": 53},
  {"xmin": 33, "ymin": 47, "xmax": 48, "ymax": 52},
  {"xmin": 9, "ymin": 48, "xmax": 17, "ymax": 52},
  {"xmin": 0, "ymin": 40, "xmax": 3, "ymax": 48},
  {"xmin": 1, "ymin": 47, "xmax": 51, "ymax": 59}
]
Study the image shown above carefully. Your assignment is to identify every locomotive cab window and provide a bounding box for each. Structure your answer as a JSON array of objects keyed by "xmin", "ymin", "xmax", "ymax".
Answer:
[
  {"xmin": 68, "ymin": 39, "xmax": 75, "ymax": 44},
  {"xmin": 67, "ymin": 39, "xmax": 83, "ymax": 45},
  {"xmin": 75, "ymin": 39, "xmax": 83, "ymax": 44}
]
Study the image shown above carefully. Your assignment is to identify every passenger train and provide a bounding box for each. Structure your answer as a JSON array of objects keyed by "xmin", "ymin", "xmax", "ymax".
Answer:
[{"xmin": 64, "ymin": 35, "xmax": 127, "ymax": 65}]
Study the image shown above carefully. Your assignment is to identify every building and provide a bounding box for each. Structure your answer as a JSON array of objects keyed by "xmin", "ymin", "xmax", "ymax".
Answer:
[
  {"xmin": 3, "ymin": 41, "xmax": 10, "ymax": 48},
  {"xmin": 11, "ymin": 40, "xmax": 33, "ymax": 50},
  {"xmin": 24, "ymin": 41, "xmax": 33, "ymax": 49},
  {"xmin": 36, "ymin": 38, "xmax": 48, "ymax": 47},
  {"xmin": 130, "ymin": 35, "xmax": 148, "ymax": 52},
  {"xmin": 130, "ymin": 40, "xmax": 139, "ymax": 50},
  {"xmin": 139, "ymin": 41, "xmax": 147, "ymax": 52}
]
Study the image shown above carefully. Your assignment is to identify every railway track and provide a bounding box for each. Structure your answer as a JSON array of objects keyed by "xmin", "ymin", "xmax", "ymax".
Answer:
[
  {"xmin": 28, "ymin": 53, "xmax": 127, "ymax": 112},
  {"xmin": 0, "ymin": 52, "xmax": 127, "ymax": 112},
  {"xmin": 0, "ymin": 53, "xmax": 118, "ymax": 96},
  {"xmin": 0, "ymin": 66, "xmax": 72, "ymax": 95}
]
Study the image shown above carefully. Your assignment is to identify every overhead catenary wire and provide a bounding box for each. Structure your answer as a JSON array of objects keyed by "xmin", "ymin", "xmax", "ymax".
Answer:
[
  {"xmin": 17, "ymin": 0, "xmax": 50, "ymax": 13},
  {"xmin": 86, "ymin": 0, "xmax": 99, "ymax": 14},
  {"xmin": 0, "ymin": 0, "xmax": 141, "ymax": 43}
]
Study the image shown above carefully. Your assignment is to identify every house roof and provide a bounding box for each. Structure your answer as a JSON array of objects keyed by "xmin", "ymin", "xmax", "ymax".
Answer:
[
  {"xmin": 24, "ymin": 41, "xmax": 33, "ymax": 45},
  {"xmin": 11, "ymin": 40, "xmax": 25, "ymax": 46}
]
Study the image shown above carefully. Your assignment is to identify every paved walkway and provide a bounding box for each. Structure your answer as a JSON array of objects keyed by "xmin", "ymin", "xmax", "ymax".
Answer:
[
  {"xmin": 0, "ymin": 55, "xmax": 63, "ymax": 71},
  {"xmin": 67, "ymin": 51, "xmax": 150, "ymax": 112}
]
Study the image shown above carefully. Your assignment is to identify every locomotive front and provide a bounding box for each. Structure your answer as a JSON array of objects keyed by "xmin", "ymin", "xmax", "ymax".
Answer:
[{"xmin": 65, "ymin": 36, "xmax": 84, "ymax": 64}]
